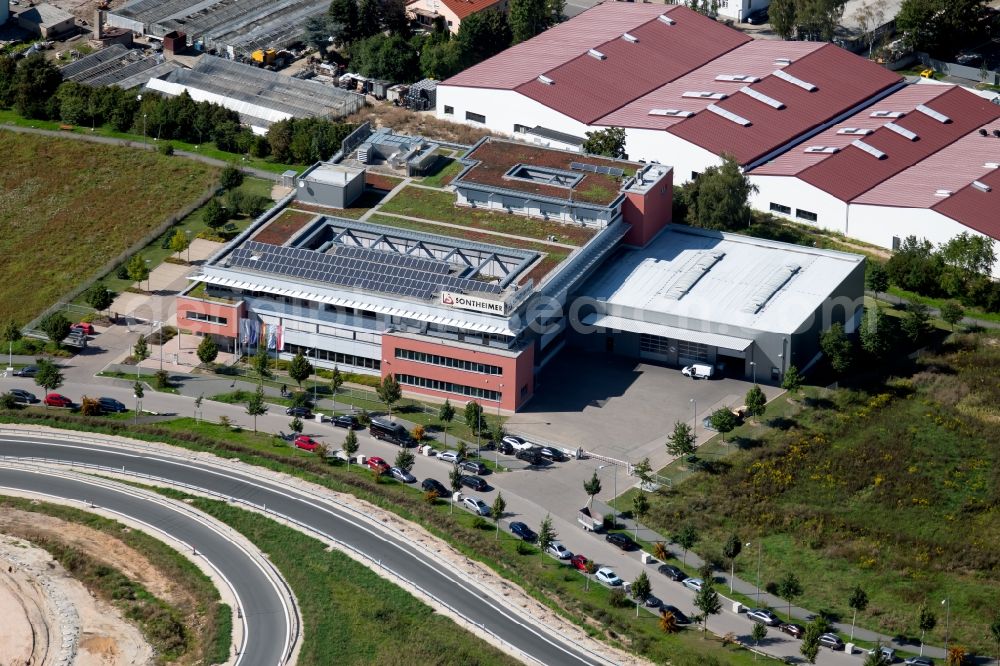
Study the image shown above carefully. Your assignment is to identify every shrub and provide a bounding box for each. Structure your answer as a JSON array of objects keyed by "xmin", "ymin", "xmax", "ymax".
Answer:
[
  {"xmin": 412, "ymin": 424, "xmax": 425, "ymax": 442},
  {"xmin": 159, "ymin": 142, "xmax": 174, "ymax": 156},
  {"xmin": 115, "ymin": 264, "xmax": 129, "ymax": 279},
  {"xmin": 153, "ymin": 370, "xmax": 170, "ymax": 389},
  {"xmin": 471, "ymin": 516, "xmax": 489, "ymax": 530},
  {"xmin": 515, "ymin": 541, "xmax": 534, "ymax": 555},
  {"xmin": 422, "ymin": 490, "xmax": 439, "ymax": 504},
  {"xmin": 0, "ymin": 393, "xmax": 21, "ymax": 410},
  {"xmin": 80, "ymin": 396, "xmax": 102, "ymax": 416},
  {"xmin": 607, "ymin": 587, "xmax": 630, "ymax": 608},
  {"xmin": 220, "ymin": 165, "xmax": 244, "ymax": 190}
]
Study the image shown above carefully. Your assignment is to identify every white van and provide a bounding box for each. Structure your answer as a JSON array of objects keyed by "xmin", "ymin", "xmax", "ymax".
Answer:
[{"xmin": 681, "ymin": 363, "xmax": 714, "ymax": 379}]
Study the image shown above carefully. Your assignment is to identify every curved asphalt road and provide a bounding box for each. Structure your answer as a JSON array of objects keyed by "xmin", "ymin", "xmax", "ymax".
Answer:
[
  {"xmin": 0, "ymin": 466, "xmax": 289, "ymax": 666},
  {"xmin": 0, "ymin": 433, "xmax": 609, "ymax": 666}
]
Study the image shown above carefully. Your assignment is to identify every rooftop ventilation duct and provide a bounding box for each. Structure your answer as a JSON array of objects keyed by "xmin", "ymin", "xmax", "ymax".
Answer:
[
  {"xmin": 885, "ymin": 122, "xmax": 918, "ymax": 141},
  {"xmin": 985, "ymin": 162, "xmax": 1000, "ymax": 168},
  {"xmin": 934, "ymin": 189, "xmax": 952, "ymax": 196},
  {"xmin": 852, "ymin": 139, "xmax": 886, "ymax": 160},
  {"xmin": 663, "ymin": 251, "xmax": 725, "ymax": 300},
  {"xmin": 804, "ymin": 146, "xmax": 840, "ymax": 153},
  {"xmin": 648, "ymin": 108, "xmax": 694, "ymax": 117},
  {"xmin": 773, "ymin": 69, "xmax": 817, "ymax": 91},
  {"xmin": 740, "ymin": 86, "xmax": 784, "ymax": 109},
  {"xmin": 742, "ymin": 263, "xmax": 800, "ymax": 314},
  {"xmin": 774, "ymin": 57, "xmax": 791, "ymax": 66},
  {"xmin": 915, "ymin": 104, "xmax": 951, "ymax": 123},
  {"xmin": 715, "ymin": 74, "xmax": 761, "ymax": 82},
  {"xmin": 871, "ymin": 110, "xmax": 905, "ymax": 118},
  {"xmin": 537, "ymin": 74, "xmax": 554, "ymax": 85},
  {"xmin": 657, "ymin": 13, "xmax": 676, "ymax": 24},
  {"xmin": 587, "ymin": 48, "xmax": 606, "ymax": 60},
  {"xmin": 682, "ymin": 91, "xmax": 727, "ymax": 99},
  {"xmin": 980, "ymin": 128, "xmax": 989, "ymax": 136},
  {"xmin": 837, "ymin": 127, "xmax": 873, "ymax": 135},
  {"xmin": 707, "ymin": 104, "xmax": 750, "ymax": 126},
  {"xmin": 971, "ymin": 180, "xmax": 992, "ymax": 192},
  {"xmin": 622, "ymin": 32, "xmax": 639, "ymax": 43}
]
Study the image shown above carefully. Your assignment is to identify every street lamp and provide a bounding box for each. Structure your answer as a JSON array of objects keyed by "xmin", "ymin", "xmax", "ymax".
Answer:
[
  {"xmin": 750, "ymin": 361, "xmax": 757, "ymax": 384},
  {"xmin": 690, "ymin": 398, "xmax": 697, "ymax": 437},
  {"xmin": 597, "ymin": 464, "xmax": 618, "ymax": 515},
  {"xmin": 185, "ymin": 229, "xmax": 192, "ymax": 262},
  {"xmin": 942, "ymin": 598, "xmax": 951, "ymax": 654},
  {"xmin": 145, "ymin": 258, "xmax": 152, "ymax": 293},
  {"xmin": 748, "ymin": 540, "xmax": 763, "ymax": 604}
]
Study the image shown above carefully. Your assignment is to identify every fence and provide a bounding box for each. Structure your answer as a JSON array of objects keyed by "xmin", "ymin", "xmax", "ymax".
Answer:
[{"xmin": 917, "ymin": 52, "xmax": 1000, "ymax": 87}]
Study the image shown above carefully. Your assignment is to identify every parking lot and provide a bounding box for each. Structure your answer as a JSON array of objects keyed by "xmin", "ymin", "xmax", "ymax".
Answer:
[{"xmin": 505, "ymin": 350, "xmax": 781, "ymax": 468}]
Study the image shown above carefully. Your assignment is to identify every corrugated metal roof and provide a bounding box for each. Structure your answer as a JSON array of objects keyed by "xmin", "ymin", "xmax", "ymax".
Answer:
[
  {"xmin": 932, "ymin": 166, "xmax": 1000, "ymax": 240},
  {"xmin": 667, "ymin": 43, "xmax": 902, "ymax": 166},
  {"xmin": 798, "ymin": 86, "xmax": 1000, "ymax": 202},
  {"xmin": 598, "ymin": 40, "xmax": 823, "ymax": 130},
  {"xmin": 441, "ymin": 3, "xmax": 681, "ymax": 90},
  {"xmin": 513, "ymin": 6, "xmax": 750, "ymax": 125},
  {"xmin": 750, "ymin": 84, "xmax": 946, "ymax": 176}
]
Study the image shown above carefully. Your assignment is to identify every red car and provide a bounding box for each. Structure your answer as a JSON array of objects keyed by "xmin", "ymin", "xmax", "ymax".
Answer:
[
  {"xmin": 366, "ymin": 456, "xmax": 389, "ymax": 473},
  {"xmin": 72, "ymin": 322, "xmax": 95, "ymax": 335},
  {"xmin": 294, "ymin": 435, "xmax": 319, "ymax": 451},
  {"xmin": 570, "ymin": 554, "xmax": 590, "ymax": 572},
  {"xmin": 43, "ymin": 393, "xmax": 73, "ymax": 408}
]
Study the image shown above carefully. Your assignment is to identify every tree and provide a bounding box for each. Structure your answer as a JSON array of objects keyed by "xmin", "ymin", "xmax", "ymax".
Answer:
[
  {"xmin": 2, "ymin": 319, "xmax": 21, "ymax": 342},
  {"xmin": 289, "ymin": 416, "xmax": 304, "ymax": 434},
  {"xmin": 852, "ymin": 0, "xmax": 888, "ymax": 56},
  {"xmin": 847, "ymin": 585, "xmax": 868, "ymax": 640},
  {"xmin": 349, "ymin": 34, "xmax": 420, "ymax": 82},
  {"xmin": 34, "ymin": 359, "xmax": 63, "ymax": 394},
  {"xmin": 694, "ymin": 581, "xmax": 722, "ymax": 633},
  {"xmin": 456, "ymin": 9, "xmax": 512, "ymax": 67},
  {"xmin": 631, "ymin": 571, "xmax": 652, "ymax": 617},
  {"xmin": 537, "ymin": 514, "xmax": 556, "ymax": 552},
  {"xmin": 288, "ymin": 352, "xmax": 313, "ymax": 388},
  {"xmin": 859, "ymin": 306, "xmax": 893, "ymax": 359},
  {"xmin": 940, "ymin": 232, "xmax": 996, "ymax": 276},
  {"xmin": 745, "ymin": 385, "xmax": 766, "ymax": 422},
  {"xmin": 329, "ymin": 365, "xmax": 344, "ymax": 411},
  {"xmin": 39, "ymin": 312, "xmax": 72, "ymax": 345},
  {"xmin": 126, "ymin": 254, "xmax": 150, "ymax": 287},
  {"xmin": 777, "ymin": 572, "xmax": 803, "ymax": 621},
  {"xmin": 631, "ymin": 492, "xmax": 650, "ymax": 540},
  {"xmin": 901, "ymin": 302, "xmax": 930, "ymax": 344},
  {"xmin": 583, "ymin": 471, "xmax": 602, "ymax": 509},
  {"xmin": 632, "ymin": 457, "xmax": 652, "ymax": 486},
  {"xmin": 750, "ymin": 621, "xmax": 768, "ymax": 656},
  {"xmin": 134, "ymin": 334, "xmax": 150, "ymax": 363},
  {"xmin": 394, "ymin": 449, "xmax": 415, "ymax": 472},
  {"xmin": 782, "ymin": 365, "xmax": 802, "ymax": 393},
  {"xmin": 203, "ymin": 198, "xmax": 229, "ymax": 231},
  {"xmin": 544, "ymin": 0, "xmax": 565, "ymax": 24},
  {"xmin": 653, "ymin": 541, "xmax": 670, "ymax": 563},
  {"xmin": 508, "ymin": 0, "xmax": 546, "ymax": 42},
  {"xmin": 989, "ymin": 611, "xmax": 1000, "ymax": 665},
  {"xmin": 246, "ymin": 385, "xmax": 267, "ymax": 432},
  {"xmin": 897, "ymin": 0, "xmax": 988, "ymax": 56},
  {"xmin": 196, "ymin": 335, "xmax": 219, "ymax": 366},
  {"xmin": 0, "ymin": 392, "xmax": 19, "ymax": 410},
  {"xmin": 357, "ymin": 0, "xmax": 381, "ymax": 38},
  {"xmin": 464, "ymin": 400, "xmax": 483, "ymax": 432},
  {"xmin": 343, "ymin": 428, "xmax": 359, "ymax": 466},
  {"xmin": 796, "ymin": 0, "xmax": 846, "ymax": 41},
  {"xmin": 722, "ymin": 534, "xmax": 742, "ymax": 593},
  {"xmin": 438, "ymin": 399, "xmax": 455, "ymax": 448},
  {"xmin": 304, "ymin": 14, "xmax": 335, "ymax": 57},
  {"xmin": 252, "ymin": 347, "xmax": 271, "ymax": 381},
  {"xmin": 220, "ymin": 165, "xmax": 244, "ymax": 190},
  {"xmin": 169, "ymin": 229, "xmax": 189, "ymax": 259},
  {"xmin": 328, "ymin": 0, "xmax": 360, "ymax": 45},
  {"xmin": 84, "ymin": 283, "xmax": 114, "ymax": 315},
  {"xmin": 448, "ymin": 464, "xmax": 462, "ymax": 513},
  {"xmin": 377, "ymin": 373, "xmax": 402, "ymax": 419},
  {"xmin": 672, "ymin": 524, "xmax": 698, "ymax": 565},
  {"xmin": 864, "ymin": 642, "xmax": 892, "ymax": 666},
  {"xmin": 918, "ymin": 605, "xmax": 937, "ymax": 656},
  {"xmin": 13, "ymin": 54, "xmax": 62, "ymax": 119},
  {"xmin": 687, "ymin": 155, "xmax": 758, "ymax": 231},
  {"xmin": 940, "ymin": 300, "xmax": 964, "ymax": 331},
  {"xmin": 582, "ymin": 127, "xmax": 627, "ymax": 159},
  {"xmin": 456, "ymin": 440, "xmax": 469, "ymax": 461},
  {"xmin": 866, "ymin": 263, "xmax": 889, "ymax": 301},
  {"xmin": 666, "ymin": 421, "xmax": 697, "ymax": 458},
  {"xmin": 709, "ymin": 408, "xmax": 738, "ymax": 442},
  {"xmin": 420, "ymin": 37, "xmax": 463, "ymax": 80},
  {"xmin": 768, "ymin": 0, "xmax": 797, "ymax": 38},
  {"xmin": 491, "ymin": 492, "xmax": 506, "ymax": 539},
  {"xmin": 820, "ymin": 323, "xmax": 854, "ymax": 373},
  {"xmin": 800, "ymin": 617, "xmax": 826, "ymax": 663}
]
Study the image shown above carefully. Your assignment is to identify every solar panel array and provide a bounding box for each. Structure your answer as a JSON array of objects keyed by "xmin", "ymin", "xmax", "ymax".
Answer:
[
  {"xmin": 227, "ymin": 241, "xmax": 503, "ymax": 300},
  {"xmin": 570, "ymin": 161, "xmax": 626, "ymax": 177}
]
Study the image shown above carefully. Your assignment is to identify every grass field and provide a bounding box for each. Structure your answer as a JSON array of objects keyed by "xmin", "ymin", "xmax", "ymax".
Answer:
[
  {"xmin": 419, "ymin": 158, "xmax": 464, "ymax": 188},
  {"xmin": 640, "ymin": 331, "xmax": 1000, "ymax": 654},
  {"xmin": 0, "ymin": 133, "xmax": 218, "ymax": 324}
]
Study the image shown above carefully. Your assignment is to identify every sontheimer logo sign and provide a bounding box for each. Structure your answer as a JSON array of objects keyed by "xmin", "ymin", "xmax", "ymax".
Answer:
[{"xmin": 440, "ymin": 291, "xmax": 508, "ymax": 315}]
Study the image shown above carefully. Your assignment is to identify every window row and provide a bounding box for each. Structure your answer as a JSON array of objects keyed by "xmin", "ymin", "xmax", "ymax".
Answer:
[
  {"xmin": 283, "ymin": 343, "xmax": 381, "ymax": 371},
  {"xmin": 769, "ymin": 202, "xmax": 818, "ymax": 222},
  {"xmin": 396, "ymin": 374, "xmax": 500, "ymax": 402},
  {"xmin": 186, "ymin": 311, "xmax": 228, "ymax": 325},
  {"xmin": 395, "ymin": 348, "xmax": 503, "ymax": 375}
]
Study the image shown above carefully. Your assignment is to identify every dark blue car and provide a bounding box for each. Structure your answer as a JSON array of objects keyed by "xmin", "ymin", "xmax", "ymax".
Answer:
[{"xmin": 509, "ymin": 521, "xmax": 537, "ymax": 542}]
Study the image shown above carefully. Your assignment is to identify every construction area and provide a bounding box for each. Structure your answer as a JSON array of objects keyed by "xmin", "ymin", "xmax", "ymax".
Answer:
[{"xmin": 106, "ymin": 0, "xmax": 327, "ymax": 59}]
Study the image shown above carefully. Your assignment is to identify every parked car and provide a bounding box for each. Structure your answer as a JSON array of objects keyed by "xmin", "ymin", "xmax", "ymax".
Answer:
[
  {"xmin": 390, "ymin": 467, "xmax": 416, "ymax": 483},
  {"xmin": 569, "ymin": 554, "xmax": 589, "ymax": 571},
  {"xmin": 745, "ymin": 8, "xmax": 769, "ymax": 23},
  {"xmin": 333, "ymin": 414, "xmax": 360, "ymax": 429},
  {"xmin": 463, "ymin": 497, "xmax": 490, "ymax": 516},
  {"xmin": 71, "ymin": 322, "xmax": 95, "ymax": 335},
  {"xmin": 778, "ymin": 623, "xmax": 804, "ymax": 639},
  {"xmin": 293, "ymin": 435, "xmax": 319, "ymax": 451},
  {"xmin": 421, "ymin": 478, "xmax": 448, "ymax": 496},
  {"xmin": 509, "ymin": 521, "xmax": 537, "ymax": 541},
  {"xmin": 903, "ymin": 657, "xmax": 934, "ymax": 666},
  {"xmin": 495, "ymin": 439, "xmax": 514, "ymax": 455},
  {"xmin": 8, "ymin": 388, "xmax": 38, "ymax": 404},
  {"xmin": 366, "ymin": 456, "xmax": 390, "ymax": 473},
  {"xmin": 437, "ymin": 450, "xmax": 462, "ymax": 464},
  {"xmin": 43, "ymin": 393, "xmax": 73, "ymax": 408},
  {"xmin": 605, "ymin": 532, "xmax": 637, "ymax": 551},
  {"xmin": 661, "ymin": 605, "xmax": 691, "ymax": 624},
  {"xmin": 746, "ymin": 608, "xmax": 781, "ymax": 626},
  {"xmin": 657, "ymin": 564, "xmax": 686, "ymax": 581},
  {"xmin": 370, "ymin": 418, "xmax": 413, "ymax": 447},
  {"xmin": 459, "ymin": 474, "xmax": 487, "ymax": 491},
  {"xmin": 642, "ymin": 594, "xmax": 662, "ymax": 608},
  {"xmin": 285, "ymin": 406, "xmax": 313, "ymax": 418},
  {"xmin": 681, "ymin": 577, "xmax": 703, "ymax": 592},
  {"xmin": 681, "ymin": 363, "xmax": 714, "ymax": 379},
  {"xmin": 956, "ymin": 51, "xmax": 983, "ymax": 65},
  {"xmin": 818, "ymin": 633, "xmax": 845, "ymax": 651},
  {"xmin": 97, "ymin": 397, "xmax": 127, "ymax": 413},
  {"xmin": 502, "ymin": 435, "xmax": 534, "ymax": 451},
  {"xmin": 459, "ymin": 460, "xmax": 488, "ymax": 475},
  {"xmin": 515, "ymin": 448, "xmax": 542, "ymax": 465},
  {"xmin": 595, "ymin": 567, "xmax": 623, "ymax": 586},
  {"xmin": 538, "ymin": 447, "xmax": 565, "ymax": 461},
  {"xmin": 13, "ymin": 365, "xmax": 37, "ymax": 377},
  {"xmin": 547, "ymin": 541, "xmax": 573, "ymax": 559},
  {"xmin": 867, "ymin": 646, "xmax": 896, "ymax": 662}
]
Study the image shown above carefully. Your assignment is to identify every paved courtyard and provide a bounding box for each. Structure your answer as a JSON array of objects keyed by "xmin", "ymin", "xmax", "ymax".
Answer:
[{"xmin": 505, "ymin": 350, "xmax": 783, "ymax": 468}]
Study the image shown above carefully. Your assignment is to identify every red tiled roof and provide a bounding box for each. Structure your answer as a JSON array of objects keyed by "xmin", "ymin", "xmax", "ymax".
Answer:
[
  {"xmin": 797, "ymin": 86, "xmax": 1000, "ymax": 201},
  {"xmin": 513, "ymin": 6, "xmax": 750, "ymax": 125},
  {"xmin": 441, "ymin": 2, "xmax": 670, "ymax": 90},
  {"xmin": 667, "ymin": 44, "xmax": 902, "ymax": 166},
  {"xmin": 436, "ymin": 0, "xmax": 506, "ymax": 21},
  {"xmin": 932, "ymin": 166, "xmax": 1000, "ymax": 241}
]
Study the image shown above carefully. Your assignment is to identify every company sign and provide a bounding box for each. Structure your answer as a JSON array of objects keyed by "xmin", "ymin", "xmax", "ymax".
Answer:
[{"xmin": 440, "ymin": 291, "xmax": 508, "ymax": 316}]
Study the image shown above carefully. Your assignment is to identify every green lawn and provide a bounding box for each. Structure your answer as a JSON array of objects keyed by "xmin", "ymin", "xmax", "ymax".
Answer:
[
  {"xmin": 419, "ymin": 158, "xmax": 463, "ymax": 188},
  {"xmin": 640, "ymin": 331, "xmax": 1000, "ymax": 654},
  {"xmin": 379, "ymin": 186, "xmax": 596, "ymax": 246},
  {"xmin": 0, "ymin": 132, "xmax": 218, "ymax": 325},
  {"xmin": 883, "ymin": 286, "xmax": 1000, "ymax": 324}
]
